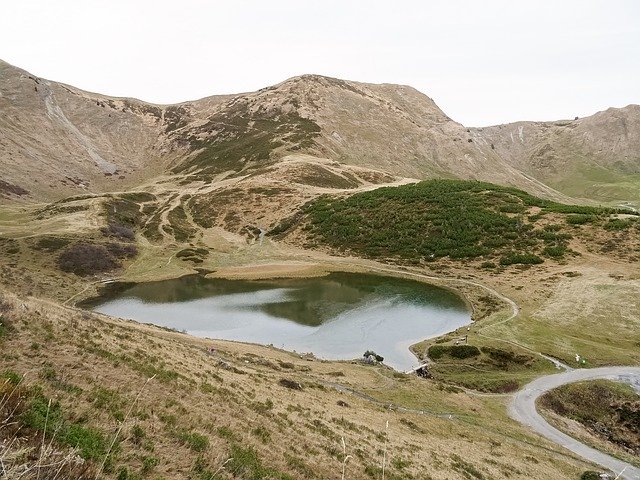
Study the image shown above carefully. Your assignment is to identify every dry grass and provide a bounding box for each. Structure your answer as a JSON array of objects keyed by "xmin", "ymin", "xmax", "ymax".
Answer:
[
  {"xmin": 0, "ymin": 290, "xmax": 594, "ymax": 479},
  {"xmin": 1, "ymin": 171, "xmax": 639, "ymax": 478}
]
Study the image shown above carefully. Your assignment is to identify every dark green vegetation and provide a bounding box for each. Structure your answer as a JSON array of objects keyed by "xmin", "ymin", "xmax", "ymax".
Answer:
[
  {"xmin": 173, "ymin": 98, "xmax": 321, "ymax": 177},
  {"xmin": 424, "ymin": 342, "xmax": 550, "ymax": 393},
  {"xmin": 101, "ymin": 193, "xmax": 167, "ymax": 244},
  {"xmin": 103, "ymin": 196, "xmax": 146, "ymax": 228},
  {"xmin": 166, "ymin": 204, "xmax": 197, "ymax": 242},
  {"xmin": 1, "ymin": 372, "xmax": 105, "ymax": 478},
  {"xmin": 32, "ymin": 235, "xmax": 72, "ymax": 251},
  {"xmin": 0, "ymin": 295, "xmax": 13, "ymax": 339},
  {"xmin": 539, "ymin": 380, "xmax": 640, "ymax": 455},
  {"xmin": 176, "ymin": 247, "xmax": 209, "ymax": 264},
  {"xmin": 300, "ymin": 179, "xmax": 638, "ymax": 265},
  {"xmin": 428, "ymin": 345, "xmax": 480, "ymax": 360},
  {"xmin": 163, "ymin": 105, "xmax": 190, "ymax": 133},
  {"xmin": 288, "ymin": 163, "xmax": 361, "ymax": 189}
]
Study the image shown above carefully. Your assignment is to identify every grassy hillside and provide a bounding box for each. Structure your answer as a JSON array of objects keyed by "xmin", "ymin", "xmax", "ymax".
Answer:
[
  {"xmin": 299, "ymin": 179, "xmax": 639, "ymax": 265},
  {"xmin": 539, "ymin": 380, "xmax": 640, "ymax": 465},
  {"xmin": 173, "ymin": 98, "xmax": 321, "ymax": 178},
  {"xmin": 0, "ymin": 291, "xmax": 591, "ymax": 480}
]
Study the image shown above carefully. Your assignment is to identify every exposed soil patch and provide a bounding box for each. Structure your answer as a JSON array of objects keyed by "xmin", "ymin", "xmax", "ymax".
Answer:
[{"xmin": 0, "ymin": 179, "xmax": 29, "ymax": 197}]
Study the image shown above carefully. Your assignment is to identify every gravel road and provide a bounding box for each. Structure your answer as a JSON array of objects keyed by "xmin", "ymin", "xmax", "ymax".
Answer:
[{"xmin": 509, "ymin": 366, "xmax": 640, "ymax": 479}]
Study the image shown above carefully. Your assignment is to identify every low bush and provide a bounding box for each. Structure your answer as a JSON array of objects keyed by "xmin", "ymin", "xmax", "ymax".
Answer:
[
  {"xmin": 105, "ymin": 242, "xmax": 138, "ymax": 259},
  {"xmin": 6, "ymin": 384, "xmax": 110, "ymax": 462},
  {"xmin": 0, "ymin": 296, "xmax": 13, "ymax": 339},
  {"xmin": 499, "ymin": 252, "xmax": 543, "ymax": 265},
  {"xmin": 604, "ymin": 218, "xmax": 633, "ymax": 230},
  {"xmin": 58, "ymin": 241, "xmax": 137, "ymax": 276},
  {"xmin": 300, "ymin": 179, "xmax": 629, "ymax": 265},
  {"xmin": 228, "ymin": 444, "xmax": 293, "ymax": 480},
  {"xmin": 566, "ymin": 214, "xmax": 593, "ymax": 225},
  {"xmin": 279, "ymin": 378, "xmax": 303, "ymax": 390},
  {"xmin": 542, "ymin": 245, "xmax": 567, "ymax": 258},
  {"xmin": 58, "ymin": 243, "xmax": 120, "ymax": 276},
  {"xmin": 177, "ymin": 430, "xmax": 209, "ymax": 452},
  {"xmin": 480, "ymin": 346, "xmax": 530, "ymax": 366},
  {"xmin": 33, "ymin": 236, "xmax": 71, "ymax": 251},
  {"xmin": 101, "ymin": 223, "xmax": 135, "ymax": 241},
  {"xmin": 428, "ymin": 345, "xmax": 481, "ymax": 360}
]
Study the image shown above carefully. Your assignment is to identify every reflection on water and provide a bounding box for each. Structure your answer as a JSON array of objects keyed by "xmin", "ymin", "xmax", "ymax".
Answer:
[{"xmin": 92, "ymin": 272, "xmax": 471, "ymax": 371}]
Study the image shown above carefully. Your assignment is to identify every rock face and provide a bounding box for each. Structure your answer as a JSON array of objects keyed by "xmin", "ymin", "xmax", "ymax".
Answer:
[{"xmin": 1, "ymin": 59, "xmax": 638, "ymax": 204}]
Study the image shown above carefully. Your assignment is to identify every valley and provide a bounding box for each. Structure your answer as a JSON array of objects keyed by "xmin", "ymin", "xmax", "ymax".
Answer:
[{"xmin": 1, "ymin": 59, "xmax": 639, "ymax": 479}]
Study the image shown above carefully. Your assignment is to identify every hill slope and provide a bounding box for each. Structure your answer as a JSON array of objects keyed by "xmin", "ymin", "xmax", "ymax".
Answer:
[
  {"xmin": 4, "ymin": 59, "xmax": 637, "ymax": 205},
  {"xmin": 474, "ymin": 106, "xmax": 640, "ymax": 206}
]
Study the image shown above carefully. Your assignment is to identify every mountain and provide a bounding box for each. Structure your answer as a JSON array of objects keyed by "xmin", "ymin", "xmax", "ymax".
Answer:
[
  {"xmin": 1, "ymin": 59, "xmax": 638, "ymax": 207},
  {"xmin": 2, "ymin": 61, "xmax": 640, "ymax": 480},
  {"xmin": 474, "ymin": 105, "xmax": 640, "ymax": 205}
]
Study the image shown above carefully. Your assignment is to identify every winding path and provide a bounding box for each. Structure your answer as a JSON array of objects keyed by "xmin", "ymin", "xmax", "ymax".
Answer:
[
  {"xmin": 367, "ymin": 265, "xmax": 639, "ymax": 478},
  {"xmin": 509, "ymin": 367, "xmax": 640, "ymax": 479}
]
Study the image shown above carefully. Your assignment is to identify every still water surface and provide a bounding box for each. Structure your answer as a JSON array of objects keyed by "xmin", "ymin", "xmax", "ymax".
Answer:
[{"xmin": 92, "ymin": 272, "xmax": 471, "ymax": 371}]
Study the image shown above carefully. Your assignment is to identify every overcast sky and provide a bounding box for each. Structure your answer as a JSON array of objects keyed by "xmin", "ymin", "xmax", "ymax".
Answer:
[{"xmin": 2, "ymin": 0, "xmax": 639, "ymax": 126}]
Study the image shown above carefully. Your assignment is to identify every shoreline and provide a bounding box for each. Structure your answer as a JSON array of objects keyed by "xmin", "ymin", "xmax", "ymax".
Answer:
[{"xmin": 81, "ymin": 260, "xmax": 489, "ymax": 371}]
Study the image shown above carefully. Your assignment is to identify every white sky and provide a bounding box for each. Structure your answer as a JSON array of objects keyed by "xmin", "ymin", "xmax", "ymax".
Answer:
[{"xmin": 1, "ymin": 0, "xmax": 639, "ymax": 126}]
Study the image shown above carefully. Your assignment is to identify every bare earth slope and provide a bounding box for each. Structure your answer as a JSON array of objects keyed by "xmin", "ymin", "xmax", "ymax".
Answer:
[{"xmin": 0, "ymin": 60, "xmax": 164, "ymax": 200}]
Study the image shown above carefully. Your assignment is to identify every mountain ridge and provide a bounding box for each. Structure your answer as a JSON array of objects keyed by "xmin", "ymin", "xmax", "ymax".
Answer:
[{"xmin": 1, "ymin": 59, "xmax": 638, "ymax": 206}]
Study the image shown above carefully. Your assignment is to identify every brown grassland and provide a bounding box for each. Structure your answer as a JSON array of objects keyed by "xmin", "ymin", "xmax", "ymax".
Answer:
[{"xmin": 1, "ymin": 171, "xmax": 639, "ymax": 479}]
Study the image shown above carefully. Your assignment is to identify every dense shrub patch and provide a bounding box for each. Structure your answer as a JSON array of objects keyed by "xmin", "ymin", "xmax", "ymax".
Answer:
[
  {"xmin": 300, "ymin": 179, "xmax": 630, "ymax": 264},
  {"xmin": 57, "ymin": 241, "xmax": 137, "ymax": 276},
  {"xmin": 540, "ymin": 380, "xmax": 640, "ymax": 454},
  {"xmin": 101, "ymin": 223, "xmax": 135, "ymax": 241},
  {"xmin": 428, "ymin": 345, "xmax": 481, "ymax": 360},
  {"xmin": 58, "ymin": 244, "xmax": 119, "ymax": 275}
]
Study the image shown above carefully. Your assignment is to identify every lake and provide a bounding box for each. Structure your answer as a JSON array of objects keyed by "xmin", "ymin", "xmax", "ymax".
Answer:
[{"xmin": 91, "ymin": 272, "xmax": 471, "ymax": 371}]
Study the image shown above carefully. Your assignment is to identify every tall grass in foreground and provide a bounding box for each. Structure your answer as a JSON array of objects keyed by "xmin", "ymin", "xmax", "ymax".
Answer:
[
  {"xmin": 0, "ymin": 375, "xmax": 95, "ymax": 479},
  {"xmin": 0, "ymin": 372, "xmax": 155, "ymax": 480},
  {"xmin": 341, "ymin": 436, "xmax": 351, "ymax": 480}
]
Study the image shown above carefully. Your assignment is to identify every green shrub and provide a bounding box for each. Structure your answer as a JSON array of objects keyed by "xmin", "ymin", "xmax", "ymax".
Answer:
[
  {"xmin": 300, "ymin": 179, "xmax": 627, "ymax": 265},
  {"xmin": 542, "ymin": 245, "xmax": 566, "ymax": 258},
  {"xmin": 251, "ymin": 425, "xmax": 271, "ymax": 444},
  {"xmin": 62, "ymin": 423, "xmax": 108, "ymax": 460},
  {"xmin": 604, "ymin": 218, "xmax": 633, "ymax": 230},
  {"xmin": 228, "ymin": 444, "xmax": 293, "ymax": 480},
  {"xmin": 131, "ymin": 424, "xmax": 145, "ymax": 444},
  {"xmin": 21, "ymin": 391, "xmax": 108, "ymax": 460},
  {"xmin": 566, "ymin": 214, "xmax": 593, "ymax": 225},
  {"xmin": 141, "ymin": 455, "xmax": 159, "ymax": 473},
  {"xmin": 1, "ymin": 370, "xmax": 21, "ymax": 385},
  {"xmin": 499, "ymin": 252, "xmax": 543, "ymax": 265},
  {"xmin": 428, "ymin": 345, "xmax": 480, "ymax": 360},
  {"xmin": 33, "ymin": 236, "xmax": 71, "ymax": 251},
  {"xmin": 177, "ymin": 430, "xmax": 209, "ymax": 452}
]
